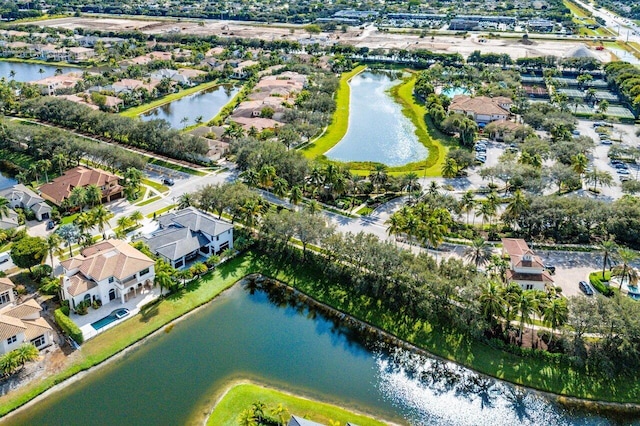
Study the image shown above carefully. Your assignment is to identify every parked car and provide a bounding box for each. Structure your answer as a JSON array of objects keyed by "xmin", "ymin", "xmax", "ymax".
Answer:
[
  {"xmin": 601, "ymin": 139, "xmax": 612, "ymax": 145},
  {"xmin": 544, "ymin": 264, "xmax": 556, "ymax": 274},
  {"xmin": 572, "ymin": 130, "xmax": 580, "ymax": 136},
  {"xmin": 162, "ymin": 177, "xmax": 175, "ymax": 186},
  {"xmin": 611, "ymin": 159, "xmax": 622, "ymax": 165},
  {"xmin": 0, "ymin": 252, "xmax": 9, "ymax": 264},
  {"xmin": 46, "ymin": 220, "xmax": 55, "ymax": 230},
  {"xmin": 618, "ymin": 169, "xmax": 630, "ymax": 175},
  {"xmin": 579, "ymin": 280, "xmax": 595, "ymax": 296}
]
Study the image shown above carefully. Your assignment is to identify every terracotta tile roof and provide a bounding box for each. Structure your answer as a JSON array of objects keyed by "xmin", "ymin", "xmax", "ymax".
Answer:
[
  {"xmin": 0, "ymin": 315, "xmax": 26, "ymax": 340},
  {"xmin": 449, "ymin": 95, "xmax": 511, "ymax": 116},
  {"xmin": 39, "ymin": 166, "xmax": 121, "ymax": 205},
  {"xmin": 23, "ymin": 317, "xmax": 52, "ymax": 340},
  {"xmin": 66, "ymin": 274, "xmax": 98, "ymax": 297},
  {"xmin": 0, "ymin": 299, "xmax": 42, "ymax": 318},
  {"xmin": 0, "ymin": 277, "xmax": 15, "ymax": 293},
  {"xmin": 506, "ymin": 270, "xmax": 554, "ymax": 283},
  {"xmin": 62, "ymin": 239, "xmax": 154, "ymax": 282},
  {"xmin": 502, "ymin": 238, "xmax": 533, "ymax": 257}
]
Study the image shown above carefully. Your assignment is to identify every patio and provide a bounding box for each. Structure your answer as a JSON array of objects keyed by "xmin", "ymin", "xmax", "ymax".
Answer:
[{"xmin": 71, "ymin": 285, "xmax": 161, "ymax": 341}]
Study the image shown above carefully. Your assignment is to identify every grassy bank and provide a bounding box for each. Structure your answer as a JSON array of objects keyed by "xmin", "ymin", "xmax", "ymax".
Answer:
[
  {"xmin": 301, "ymin": 65, "xmax": 365, "ymax": 158},
  {"xmin": 0, "ymin": 254, "xmax": 251, "ymax": 417},
  {"xmin": 0, "ymin": 57, "xmax": 84, "ymax": 68},
  {"xmin": 207, "ymin": 383, "xmax": 387, "ymax": 426},
  {"xmin": 120, "ymin": 80, "xmax": 220, "ymax": 118},
  {"xmin": 148, "ymin": 158, "xmax": 207, "ymax": 176}
]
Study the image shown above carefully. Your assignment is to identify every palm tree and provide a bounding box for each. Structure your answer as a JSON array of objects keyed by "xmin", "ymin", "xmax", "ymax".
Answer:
[
  {"xmin": 369, "ymin": 164, "xmax": 388, "ymax": 193},
  {"xmin": 502, "ymin": 189, "xmax": 528, "ymax": 227},
  {"xmin": 0, "ymin": 197, "xmax": 9, "ymax": 219},
  {"xmin": 464, "ymin": 238, "xmax": 493, "ymax": 268},
  {"xmin": 599, "ymin": 237, "xmax": 617, "ymax": 281},
  {"xmin": 68, "ymin": 186, "xmax": 87, "ymax": 211},
  {"xmin": 516, "ymin": 291, "xmax": 537, "ymax": 345},
  {"xmin": 239, "ymin": 199, "xmax": 263, "ymax": 228},
  {"xmin": 13, "ymin": 344, "xmax": 39, "ymax": 369},
  {"xmin": 129, "ymin": 210, "xmax": 143, "ymax": 227},
  {"xmin": 386, "ymin": 213, "xmax": 405, "ymax": 243},
  {"xmin": 305, "ymin": 200, "xmax": 321, "ymax": 215},
  {"xmin": 74, "ymin": 211, "xmax": 95, "ymax": 234},
  {"xmin": 45, "ymin": 233, "xmax": 63, "ymax": 276},
  {"xmin": 460, "ymin": 190, "xmax": 475, "ymax": 225},
  {"xmin": 272, "ymin": 177, "xmax": 288, "ymax": 197},
  {"xmin": 479, "ymin": 280, "xmax": 506, "ymax": 327},
  {"xmin": 289, "ymin": 186, "xmax": 302, "ymax": 206},
  {"xmin": 90, "ymin": 205, "xmax": 111, "ymax": 240},
  {"xmin": 612, "ymin": 248, "xmax": 639, "ymax": 290},
  {"xmin": 154, "ymin": 271, "xmax": 173, "ymax": 297},
  {"xmin": 258, "ymin": 165, "xmax": 276, "ymax": 188},
  {"xmin": 36, "ymin": 159, "xmax": 52, "ymax": 183},
  {"xmin": 84, "ymin": 184, "xmax": 102, "ymax": 208},
  {"xmin": 177, "ymin": 193, "xmax": 194, "ymax": 209},
  {"xmin": 542, "ymin": 298, "xmax": 568, "ymax": 344},
  {"xmin": 441, "ymin": 158, "xmax": 458, "ymax": 178},
  {"xmin": 571, "ymin": 153, "xmax": 589, "ymax": 178},
  {"xmin": 402, "ymin": 172, "xmax": 420, "ymax": 196},
  {"xmin": 476, "ymin": 200, "xmax": 496, "ymax": 228},
  {"xmin": 53, "ymin": 153, "xmax": 67, "ymax": 176},
  {"xmin": 56, "ymin": 224, "xmax": 81, "ymax": 257},
  {"xmin": 116, "ymin": 215, "xmax": 133, "ymax": 234}
]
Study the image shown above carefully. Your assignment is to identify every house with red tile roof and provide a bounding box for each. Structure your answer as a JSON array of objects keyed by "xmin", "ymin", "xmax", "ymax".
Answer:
[
  {"xmin": 39, "ymin": 166, "xmax": 123, "ymax": 207},
  {"xmin": 449, "ymin": 95, "xmax": 512, "ymax": 125},
  {"xmin": 502, "ymin": 238, "xmax": 553, "ymax": 291}
]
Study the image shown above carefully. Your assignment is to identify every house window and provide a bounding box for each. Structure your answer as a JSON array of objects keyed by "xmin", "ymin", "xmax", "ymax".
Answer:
[
  {"xmin": 30, "ymin": 335, "xmax": 46, "ymax": 348},
  {"xmin": 0, "ymin": 292, "xmax": 10, "ymax": 305},
  {"xmin": 216, "ymin": 236, "xmax": 219, "ymax": 241},
  {"xmin": 525, "ymin": 284, "xmax": 533, "ymax": 290},
  {"xmin": 6, "ymin": 335, "xmax": 17, "ymax": 345},
  {"xmin": 140, "ymin": 268, "xmax": 150, "ymax": 276},
  {"xmin": 108, "ymin": 277, "xmax": 114, "ymax": 283}
]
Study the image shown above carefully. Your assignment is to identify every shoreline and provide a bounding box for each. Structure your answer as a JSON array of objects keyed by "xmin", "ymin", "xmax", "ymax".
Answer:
[{"xmin": 0, "ymin": 57, "xmax": 87, "ymax": 68}]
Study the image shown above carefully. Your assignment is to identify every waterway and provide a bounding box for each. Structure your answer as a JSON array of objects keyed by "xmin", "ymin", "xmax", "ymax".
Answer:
[
  {"xmin": 326, "ymin": 72, "xmax": 428, "ymax": 167},
  {"xmin": 0, "ymin": 172, "xmax": 16, "ymax": 190},
  {"xmin": 140, "ymin": 84, "xmax": 239, "ymax": 129},
  {"xmin": 0, "ymin": 61, "xmax": 81, "ymax": 82},
  {"xmin": 606, "ymin": 47, "xmax": 640, "ymax": 65},
  {"xmin": 3, "ymin": 283, "xmax": 628, "ymax": 426}
]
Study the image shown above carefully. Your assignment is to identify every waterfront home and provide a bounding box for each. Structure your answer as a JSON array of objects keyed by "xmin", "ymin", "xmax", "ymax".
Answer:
[
  {"xmin": 230, "ymin": 116, "xmax": 280, "ymax": 132},
  {"xmin": 61, "ymin": 239, "xmax": 155, "ymax": 308},
  {"xmin": 150, "ymin": 68, "xmax": 206, "ymax": 85},
  {"xmin": 57, "ymin": 94, "xmax": 100, "ymax": 110},
  {"xmin": 0, "ymin": 278, "xmax": 54, "ymax": 355},
  {"xmin": 0, "ymin": 183, "xmax": 52, "ymax": 221},
  {"xmin": 137, "ymin": 207, "xmax": 233, "ymax": 269},
  {"xmin": 232, "ymin": 60, "xmax": 259, "ymax": 79},
  {"xmin": 66, "ymin": 46, "xmax": 96, "ymax": 62},
  {"xmin": 0, "ymin": 41, "xmax": 35, "ymax": 58},
  {"xmin": 123, "ymin": 51, "xmax": 173, "ymax": 66},
  {"xmin": 288, "ymin": 416, "xmax": 325, "ymax": 426},
  {"xmin": 39, "ymin": 165, "xmax": 123, "ymax": 207},
  {"xmin": 449, "ymin": 95, "xmax": 512, "ymax": 125},
  {"xmin": 112, "ymin": 78, "xmax": 161, "ymax": 95},
  {"xmin": 502, "ymin": 238, "xmax": 553, "ymax": 291},
  {"xmin": 32, "ymin": 73, "xmax": 83, "ymax": 96}
]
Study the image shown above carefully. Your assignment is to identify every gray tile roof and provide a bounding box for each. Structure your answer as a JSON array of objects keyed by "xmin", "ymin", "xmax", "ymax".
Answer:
[
  {"xmin": 288, "ymin": 416, "xmax": 325, "ymax": 426},
  {"xmin": 158, "ymin": 207, "xmax": 233, "ymax": 237},
  {"xmin": 140, "ymin": 227, "xmax": 206, "ymax": 261}
]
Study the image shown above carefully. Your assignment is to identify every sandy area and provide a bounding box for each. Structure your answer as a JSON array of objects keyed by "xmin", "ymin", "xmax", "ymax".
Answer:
[{"xmin": 36, "ymin": 16, "xmax": 613, "ymax": 61}]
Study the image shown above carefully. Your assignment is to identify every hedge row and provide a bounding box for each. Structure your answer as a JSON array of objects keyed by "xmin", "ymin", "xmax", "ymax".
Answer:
[
  {"xmin": 589, "ymin": 271, "xmax": 615, "ymax": 297},
  {"xmin": 54, "ymin": 308, "xmax": 84, "ymax": 344}
]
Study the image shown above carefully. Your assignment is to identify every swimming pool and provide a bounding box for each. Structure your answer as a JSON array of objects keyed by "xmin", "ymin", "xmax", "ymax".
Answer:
[
  {"xmin": 441, "ymin": 86, "xmax": 471, "ymax": 98},
  {"xmin": 91, "ymin": 308, "xmax": 130, "ymax": 330}
]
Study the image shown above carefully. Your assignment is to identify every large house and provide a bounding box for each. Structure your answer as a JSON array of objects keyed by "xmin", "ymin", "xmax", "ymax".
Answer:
[
  {"xmin": 0, "ymin": 183, "xmax": 52, "ymax": 221},
  {"xmin": 39, "ymin": 166, "xmax": 123, "ymax": 207},
  {"xmin": 449, "ymin": 95, "xmax": 512, "ymax": 125},
  {"xmin": 0, "ymin": 278, "xmax": 54, "ymax": 355},
  {"xmin": 61, "ymin": 239, "xmax": 155, "ymax": 308},
  {"xmin": 138, "ymin": 207, "xmax": 233, "ymax": 269},
  {"xmin": 33, "ymin": 73, "xmax": 83, "ymax": 96},
  {"xmin": 502, "ymin": 238, "xmax": 553, "ymax": 291}
]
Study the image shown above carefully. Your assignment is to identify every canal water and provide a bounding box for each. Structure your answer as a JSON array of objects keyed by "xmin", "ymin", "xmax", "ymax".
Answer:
[
  {"xmin": 0, "ymin": 61, "xmax": 81, "ymax": 82},
  {"xmin": 3, "ymin": 284, "xmax": 627, "ymax": 426},
  {"xmin": 140, "ymin": 84, "xmax": 239, "ymax": 129},
  {"xmin": 326, "ymin": 72, "xmax": 428, "ymax": 167},
  {"xmin": 0, "ymin": 172, "xmax": 16, "ymax": 190}
]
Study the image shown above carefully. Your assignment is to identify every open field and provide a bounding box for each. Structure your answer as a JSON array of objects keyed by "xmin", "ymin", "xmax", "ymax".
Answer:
[{"xmin": 35, "ymin": 16, "xmax": 613, "ymax": 61}]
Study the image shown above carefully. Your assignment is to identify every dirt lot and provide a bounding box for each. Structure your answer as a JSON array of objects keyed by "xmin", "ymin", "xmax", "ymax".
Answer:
[{"xmin": 37, "ymin": 16, "xmax": 613, "ymax": 61}]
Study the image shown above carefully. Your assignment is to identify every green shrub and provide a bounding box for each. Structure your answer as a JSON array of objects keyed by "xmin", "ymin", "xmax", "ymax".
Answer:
[
  {"xmin": 589, "ymin": 271, "xmax": 614, "ymax": 297},
  {"xmin": 39, "ymin": 277, "xmax": 60, "ymax": 295},
  {"xmin": 54, "ymin": 308, "xmax": 84, "ymax": 343},
  {"xmin": 60, "ymin": 305, "xmax": 70, "ymax": 316}
]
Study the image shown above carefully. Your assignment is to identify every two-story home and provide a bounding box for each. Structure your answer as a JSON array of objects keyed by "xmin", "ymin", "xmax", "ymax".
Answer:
[
  {"xmin": 502, "ymin": 238, "xmax": 554, "ymax": 291},
  {"xmin": 137, "ymin": 207, "xmax": 233, "ymax": 269},
  {"xmin": 39, "ymin": 166, "xmax": 123, "ymax": 207},
  {"xmin": 0, "ymin": 278, "xmax": 54, "ymax": 356},
  {"xmin": 0, "ymin": 183, "xmax": 52, "ymax": 221},
  {"xmin": 449, "ymin": 95, "xmax": 513, "ymax": 125},
  {"xmin": 61, "ymin": 239, "xmax": 155, "ymax": 308}
]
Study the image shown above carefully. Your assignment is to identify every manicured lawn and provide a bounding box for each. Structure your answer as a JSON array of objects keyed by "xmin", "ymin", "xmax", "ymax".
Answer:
[
  {"xmin": 119, "ymin": 80, "xmax": 221, "ymax": 117},
  {"xmin": 141, "ymin": 178, "xmax": 169, "ymax": 194},
  {"xmin": 136, "ymin": 195, "xmax": 161, "ymax": 206},
  {"xmin": 148, "ymin": 158, "xmax": 207, "ymax": 177},
  {"xmin": 146, "ymin": 204, "xmax": 176, "ymax": 218},
  {"xmin": 563, "ymin": 0, "xmax": 590, "ymax": 19},
  {"xmin": 60, "ymin": 213, "xmax": 79, "ymax": 225},
  {"xmin": 301, "ymin": 65, "xmax": 365, "ymax": 158},
  {"xmin": 207, "ymin": 383, "xmax": 387, "ymax": 426}
]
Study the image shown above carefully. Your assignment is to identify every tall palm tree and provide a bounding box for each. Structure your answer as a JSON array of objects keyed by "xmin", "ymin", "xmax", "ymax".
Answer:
[
  {"xmin": 45, "ymin": 233, "xmax": 63, "ymax": 277},
  {"xmin": 0, "ymin": 197, "xmax": 9, "ymax": 219},
  {"xmin": 571, "ymin": 153, "xmax": 589, "ymax": 180},
  {"xmin": 37, "ymin": 159, "xmax": 52, "ymax": 183},
  {"xmin": 599, "ymin": 237, "xmax": 617, "ymax": 281},
  {"xmin": 502, "ymin": 189, "xmax": 528, "ymax": 227},
  {"xmin": 460, "ymin": 190, "xmax": 475, "ymax": 225},
  {"xmin": 289, "ymin": 186, "xmax": 302, "ymax": 206},
  {"xmin": 464, "ymin": 238, "xmax": 493, "ymax": 268},
  {"xmin": 542, "ymin": 298, "xmax": 568, "ymax": 344},
  {"xmin": 369, "ymin": 164, "xmax": 388, "ymax": 193},
  {"xmin": 479, "ymin": 280, "xmax": 506, "ymax": 327},
  {"xmin": 154, "ymin": 271, "xmax": 173, "ymax": 297},
  {"xmin": 84, "ymin": 184, "xmax": 102, "ymax": 208},
  {"xmin": 177, "ymin": 193, "xmax": 193, "ymax": 209},
  {"xmin": 516, "ymin": 291, "xmax": 537, "ymax": 345},
  {"xmin": 258, "ymin": 165, "xmax": 276, "ymax": 188},
  {"xmin": 74, "ymin": 211, "xmax": 95, "ymax": 234},
  {"xmin": 476, "ymin": 200, "xmax": 496, "ymax": 228},
  {"xmin": 612, "ymin": 248, "xmax": 639, "ymax": 290},
  {"xmin": 386, "ymin": 213, "xmax": 405, "ymax": 243},
  {"xmin": 90, "ymin": 205, "xmax": 111, "ymax": 240},
  {"xmin": 272, "ymin": 177, "xmax": 288, "ymax": 197},
  {"xmin": 53, "ymin": 153, "xmax": 67, "ymax": 176},
  {"xmin": 129, "ymin": 210, "xmax": 143, "ymax": 227},
  {"xmin": 68, "ymin": 186, "xmax": 87, "ymax": 211}
]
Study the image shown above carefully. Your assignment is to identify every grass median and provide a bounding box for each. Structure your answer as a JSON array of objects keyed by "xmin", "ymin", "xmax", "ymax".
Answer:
[{"xmin": 207, "ymin": 383, "xmax": 387, "ymax": 425}]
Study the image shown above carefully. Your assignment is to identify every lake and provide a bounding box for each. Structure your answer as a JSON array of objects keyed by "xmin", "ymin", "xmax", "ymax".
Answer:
[
  {"xmin": 326, "ymin": 72, "xmax": 428, "ymax": 167},
  {"xmin": 0, "ymin": 61, "xmax": 81, "ymax": 82},
  {"xmin": 140, "ymin": 84, "xmax": 239, "ymax": 129},
  {"xmin": 0, "ymin": 172, "xmax": 16, "ymax": 190},
  {"xmin": 2, "ymin": 283, "xmax": 627, "ymax": 426}
]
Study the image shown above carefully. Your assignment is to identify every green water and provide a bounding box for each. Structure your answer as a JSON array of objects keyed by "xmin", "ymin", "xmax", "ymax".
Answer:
[{"xmin": 1, "ymin": 284, "xmax": 630, "ymax": 426}]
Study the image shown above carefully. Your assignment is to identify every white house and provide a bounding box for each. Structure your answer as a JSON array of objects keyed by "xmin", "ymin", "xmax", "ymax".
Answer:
[
  {"xmin": 0, "ymin": 183, "xmax": 52, "ymax": 221},
  {"xmin": 138, "ymin": 207, "xmax": 233, "ymax": 269},
  {"xmin": 502, "ymin": 238, "xmax": 553, "ymax": 291},
  {"xmin": 0, "ymin": 278, "xmax": 54, "ymax": 355},
  {"xmin": 61, "ymin": 239, "xmax": 155, "ymax": 309}
]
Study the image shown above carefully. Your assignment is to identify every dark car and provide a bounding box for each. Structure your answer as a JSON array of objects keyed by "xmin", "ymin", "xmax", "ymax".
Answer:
[
  {"xmin": 162, "ymin": 177, "xmax": 175, "ymax": 186},
  {"xmin": 46, "ymin": 220, "xmax": 55, "ymax": 230},
  {"xmin": 579, "ymin": 280, "xmax": 594, "ymax": 296},
  {"xmin": 544, "ymin": 264, "xmax": 556, "ymax": 274}
]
